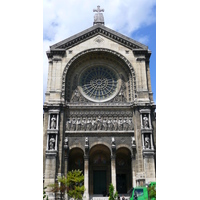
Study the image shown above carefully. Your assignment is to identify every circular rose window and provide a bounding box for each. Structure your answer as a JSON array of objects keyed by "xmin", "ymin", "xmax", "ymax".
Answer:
[{"xmin": 79, "ymin": 66, "xmax": 119, "ymax": 102}]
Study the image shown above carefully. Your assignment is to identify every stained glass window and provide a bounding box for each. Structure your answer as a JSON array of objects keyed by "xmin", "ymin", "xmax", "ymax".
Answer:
[{"xmin": 80, "ymin": 66, "xmax": 118, "ymax": 101}]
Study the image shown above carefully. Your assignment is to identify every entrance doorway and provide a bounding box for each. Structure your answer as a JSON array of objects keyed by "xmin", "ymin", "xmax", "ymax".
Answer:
[
  {"xmin": 117, "ymin": 174, "xmax": 127, "ymax": 194},
  {"xmin": 93, "ymin": 170, "xmax": 107, "ymax": 194}
]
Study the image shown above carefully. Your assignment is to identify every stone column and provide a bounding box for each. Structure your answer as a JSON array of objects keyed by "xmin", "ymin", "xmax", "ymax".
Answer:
[
  {"xmin": 143, "ymin": 155, "xmax": 156, "ymax": 184},
  {"xmin": 131, "ymin": 155, "xmax": 136, "ymax": 188},
  {"xmin": 111, "ymin": 155, "xmax": 116, "ymax": 190},
  {"xmin": 142, "ymin": 134, "xmax": 145, "ymax": 149},
  {"xmin": 44, "ymin": 152, "xmax": 57, "ymax": 200},
  {"xmin": 83, "ymin": 156, "xmax": 89, "ymax": 200}
]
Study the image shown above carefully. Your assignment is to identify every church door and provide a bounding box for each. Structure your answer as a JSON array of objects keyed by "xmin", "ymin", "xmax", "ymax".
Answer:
[
  {"xmin": 93, "ymin": 170, "xmax": 107, "ymax": 194},
  {"xmin": 117, "ymin": 174, "xmax": 127, "ymax": 194}
]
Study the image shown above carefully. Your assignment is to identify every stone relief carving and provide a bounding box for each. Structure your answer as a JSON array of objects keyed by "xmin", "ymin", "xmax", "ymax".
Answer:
[
  {"xmin": 50, "ymin": 115, "xmax": 57, "ymax": 129},
  {"xmin": 144, "ymin": 135, "xmax": 151, "ymax": 149},
  {"xmin": 131, "ymin": 136, "xmax": 136, "ymax": 147},
  {"xmin": 111, "ymin": 137, "xmax": 115, "ymax": 147},
  {"xmin": 64, "ymin": 137, "xmax": 68, "ymax": 146},
  {"xmin": 65, "ymin": 116, "xmax": 134, "ymax": 131},
  {"xmin": 49, "ymin": 135, "xmax": 55, "ymax": 150},
  {"xmin": 143, "ymin": 114, "xmax": 149, "ymax": 129}
]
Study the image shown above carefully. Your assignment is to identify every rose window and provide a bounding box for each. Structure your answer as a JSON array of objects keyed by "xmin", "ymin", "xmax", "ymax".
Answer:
[{"xmin": 80, "ymin": 66, "xmax": 118, "ymax": 102}]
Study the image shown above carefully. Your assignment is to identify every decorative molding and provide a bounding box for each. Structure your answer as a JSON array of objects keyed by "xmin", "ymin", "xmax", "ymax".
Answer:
[{"xmin": 61, "ymin": 48, "xmax": 137, "ymax": 100}]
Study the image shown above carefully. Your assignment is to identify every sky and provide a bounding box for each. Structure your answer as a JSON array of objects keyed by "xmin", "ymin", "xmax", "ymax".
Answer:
[{"xmin": 43, "ymin": 0, "xmax": 156, "ymax": 103}]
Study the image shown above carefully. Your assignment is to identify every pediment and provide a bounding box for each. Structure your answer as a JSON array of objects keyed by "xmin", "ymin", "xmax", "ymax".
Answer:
[{"xmin": 49, "ymin": 24, "xmax": 148, "ymax": 53}]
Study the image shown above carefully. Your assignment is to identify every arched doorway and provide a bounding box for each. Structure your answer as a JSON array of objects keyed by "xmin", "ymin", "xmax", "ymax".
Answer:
[
  {"xmin": 89, "ymin": 144, "xmax": 111, "ymax": 196},
  {"xmin": 68, "ymin": 148, "xmax": 84, "ymax": 172},
  {"xmin": 116, "ymin": 147, "xmax": 132, "ymax": 194}
]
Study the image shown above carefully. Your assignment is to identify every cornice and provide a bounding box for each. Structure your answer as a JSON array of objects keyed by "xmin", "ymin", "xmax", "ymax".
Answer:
[{"xmin": 47, "ymin": 24, "xmax": 149, "ymax": 58}]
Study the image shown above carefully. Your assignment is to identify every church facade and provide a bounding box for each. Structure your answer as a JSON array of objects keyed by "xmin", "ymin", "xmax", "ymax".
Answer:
[{"xmin": 43, "ymin": 6, "xmax": 156, "ymax": 200}]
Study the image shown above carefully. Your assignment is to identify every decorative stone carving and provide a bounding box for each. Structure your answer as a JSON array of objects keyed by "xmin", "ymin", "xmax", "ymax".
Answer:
[
  {"xmin": 102, "ymin": 118, "xmax": 108, "ymax": 131},
  {"xmin": 85, "ymin": 137, "xmax": 89, "ymax": 146},
  {"xmin": 50, "ymin": 115, "xmax": 57, "ymax": 129},
  {"xmin": 144, "ymin": 135, "xmax": 150, "ymax": 149},
  {"xmin": 97, "ymin": 115, "xmax": 102, "ymax": 130},
  {"xmin": 65, "ymin": 115, "xmax": 134, "ymax": 131},
  {"xmin": 111, "ymin": 137, "xmax": 115, "ymax": 147},
  {"xmin": 64, "ymin": 137, "xmax": 68, "ymax": 146},
  {"xmin": 66, "ymin": 118, "xmax": 71, "ymax": 131},
  {"xmin": 71, "ymin": 118, "xmax": 76, "ymax": 131},
  {"xmin": 62, "ymin": 48, "xmax": 137, "ymax": 101},
  {"xmin": 143, "ymin": 114, "xmax": 149, "ymax": 129},
  {"xmin": 86, "ymin": 118, "xmax": 92, "ymax": 131},
  {"xmin": 131, "ymin": 136, "xmax": 136, "ymax": 147},
  {"xmin": 76, "ymin": 118, "xmax": 81, "ymax": 131},
  {"xmin": 92, "ymin": 118, "xmax": 97, "ymax": 130},
  {"xmin": 113, "ymin": 118, "xmax": 118, "ymax": 131},
  {"xmin": 49, "ymin": 135, "xmax": 55, "ymax": 150},
  {"xmin": 81, "ymin": 118, "xmax": 87, "ymax": 131}
]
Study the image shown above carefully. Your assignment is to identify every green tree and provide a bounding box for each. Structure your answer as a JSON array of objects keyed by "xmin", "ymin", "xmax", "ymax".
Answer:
[
  {"xmin": 109, "ymin": 183, "xmax": 118, "ymax": 200},
  {"xmin": 43, "ymin": 186, "xmax": 49, "ymax": 200},
  {"xmin": 148, "ymin": 184, "xmax": 156, "ymax": 199},
  {"xmin": 49, "ymin": 169, "xmax": 85, "ymax": 200}
]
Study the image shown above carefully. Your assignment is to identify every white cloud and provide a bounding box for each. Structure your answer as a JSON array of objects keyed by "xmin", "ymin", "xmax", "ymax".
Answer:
[{"xmin": 43, "ymin": 0, "xmax": 156, "ymax": 101}]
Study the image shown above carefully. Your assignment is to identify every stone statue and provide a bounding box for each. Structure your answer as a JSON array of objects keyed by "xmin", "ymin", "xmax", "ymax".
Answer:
[
  {"xmin": 66, "ymin": 118, "xmax": 71, "ymax": 131},
  {"xmin": 71, "ymin": 118, "xmax": 76, "ymax": 131},
  {"xmin": 129, "ymin": 118, "xmax": 134, "ymax": 130},
  {"xmin": 49, "ymin": 135, "xmax": 55, "ymax": 150},
  {"xmin": 113, "ymin": 118, "xmax": 118, "ymax": 131},
  {"xmin": 85, "ymin": 137, "xmax": 89, "ymax": 146},
  {"xmin": 97, "ymin": 116, "xmax": 102, "ymax": 130},
  {"xmin": 72, "ymin": 89, "xmax": 80, "ymax": 102},
  {"xmin": 118, "ymin": 118, "xmax": 123, "ymax": 131},
  {"xmin": 81, "ymin": 118, "xmax": 87, "ymax": 131},
  {"xmin": 92, "ymin": 118, "xmax": 97, "ymax": 130},
  {"xmin": 50, "ymin": 115, "xmax": 56, "ymax": 129},
  {"xmin": 76, "ymin": 118, "xmax": 81, "ymax": 131},
  {"xmin": 145, "ymin": 136, "xmax": 150, "ymax": 149},
  {"xmin": 123, "ymin": 118, "xmax": 129, "ymax": 131},
  {"xmin": 102, "ymin": 118, "xmax": 108, "ymax": 131},
  {"xmin": 111, "ymin": 137, "xmax": 115, "ymax": 147},
  {"xmin": 143, "ymin": 114, "xmax": 149, "ymax": 128},
  {"xmin": 107, "ymin": 118, "xmax": 113, "ymax": 130},
  {"xmin": 86, "ymin": 118, "xmax": 92, "ymax": 131},
  {"xmin": 131, "ymin": 136, "xmax": 136, "ymax": 146},
  {"xmin": 64, "ymin": 137, "xmax": 68, "ymax": 146}
]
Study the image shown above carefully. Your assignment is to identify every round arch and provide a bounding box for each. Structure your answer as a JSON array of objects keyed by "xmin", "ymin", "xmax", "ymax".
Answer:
[{"xmin": 61, "ymin": 48, "xmax": 137, "ymax": 101}]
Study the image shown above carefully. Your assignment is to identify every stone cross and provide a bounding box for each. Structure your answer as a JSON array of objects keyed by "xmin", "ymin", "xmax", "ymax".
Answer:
[{"xmin": 93, "ymin": 5, "xmax": 104, "ymax": 13}]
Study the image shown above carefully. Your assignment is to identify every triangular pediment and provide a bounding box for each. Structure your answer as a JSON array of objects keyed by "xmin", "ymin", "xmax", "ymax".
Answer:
[{"xmin": 50, "ymin": 24, "xmax": 148, "ymax": 52}]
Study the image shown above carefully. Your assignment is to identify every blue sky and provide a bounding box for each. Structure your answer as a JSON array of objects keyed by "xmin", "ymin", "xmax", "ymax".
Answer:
[{"xmin": 43, "ymin": 0, "xmax": 156, "ymax": 102}]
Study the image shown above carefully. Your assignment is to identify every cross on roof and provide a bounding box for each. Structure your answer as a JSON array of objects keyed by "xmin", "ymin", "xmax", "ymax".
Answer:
[{"xmin": 93, "ymin": 5, "xmax": 104, "ymax": 13}]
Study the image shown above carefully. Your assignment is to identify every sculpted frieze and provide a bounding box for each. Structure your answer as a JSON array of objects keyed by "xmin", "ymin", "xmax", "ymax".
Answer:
[{"xmin": 65, "ymin": 115, "xmax": 134, "ymax": 131}]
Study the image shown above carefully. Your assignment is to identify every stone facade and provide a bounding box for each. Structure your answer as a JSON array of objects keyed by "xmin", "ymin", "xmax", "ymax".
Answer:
[{"xmin": 43, "ymin": 8, "xmax": 156, "ymax": 200}]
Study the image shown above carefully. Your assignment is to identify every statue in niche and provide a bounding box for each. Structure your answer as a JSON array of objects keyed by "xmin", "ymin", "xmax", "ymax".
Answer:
[
  {"xmin": 128, "ymin": 118, "xmax": 134, "ymax": 130},
  {"xmin": 85, "ymin": 137, "xmax": 89, "ymax": 146},
  {"xmin": 111, "ymin": 137, "xmax": 115, "ymax": 147},
  {"xmin": 81, "ymin": 118, "xmax": 87, "ymax": 131},
  {"xmin": 143, "ymin": 114, "xmax": 149, "ymax": 128},
  {"xmin": 118, "ymin": 118, "xmax": 123, "ymax": 131},
  {"xmin": 102, "ymin": 117, "xmax": 108, "ymax": 131},
  {"xmin": 86, "ymin": 118, "xmax": 92, "ymax": 131},
  {"xmin": 131, "ymin": 136, "xmax": 136, "ymax": 146},
  {"xmin": 123, "ymin": 118, "xmax": 129, "ymax": 131},
  {"xmin": 97, "ymin": 116, "xmax": 102, "ymax": 130},
  {"xmin": 71, "ymin": 118, "xmax": 76, "ymax": 131},
  {"xmin": 107, "ymin": 118, "xmax": 113, "ymax": 130},
  {"xmin": 76, "ymin": 118, "xmax": 81, "ymax": 131},
  {"xmin": 113, "ymin": 118, "xmax": 118, "ymax": 131},
  {"xmin": 64, "ymin": 137, "xmax": 68, "ymax": 146},
  {"xmin": 66, "ymin": 118, "xmax": 71, "ymax": 131},
  {"xmin": 49, "ymin": 135, "xmax": 55, "ymax": 150},
  {"xmin": 92, "ymin": 118, "xmax": 97, "ymax": 130},
  {"xmin": 50, "ymin": 115, "xmax": 56, "ymax": 129},
  {"xmin": 145, "ymin": 135, "xmax": 150, "ymax": 149}
]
